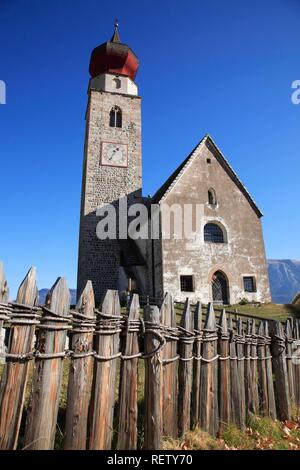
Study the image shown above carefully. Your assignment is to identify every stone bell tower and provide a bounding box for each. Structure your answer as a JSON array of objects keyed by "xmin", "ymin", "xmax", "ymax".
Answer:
[{"xmin": 77, "ymin": 22, "xmax": 142, "ymax": 303}]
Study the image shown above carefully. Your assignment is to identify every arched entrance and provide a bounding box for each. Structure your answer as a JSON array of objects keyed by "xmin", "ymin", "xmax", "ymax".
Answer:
[{"xmin": 212, "ymin": 271, "xmax": 229, "ymax": 305}]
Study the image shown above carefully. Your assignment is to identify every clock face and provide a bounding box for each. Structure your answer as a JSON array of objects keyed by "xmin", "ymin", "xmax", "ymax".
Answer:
[{"xmin": 101, "ymin": 141, "xmax": 128, "ymax": 168}]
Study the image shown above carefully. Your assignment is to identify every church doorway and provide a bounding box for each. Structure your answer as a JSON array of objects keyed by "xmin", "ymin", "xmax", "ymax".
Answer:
[{"xmin": 212, "ymin": 271, "xmax": 229, "ymax": 305}]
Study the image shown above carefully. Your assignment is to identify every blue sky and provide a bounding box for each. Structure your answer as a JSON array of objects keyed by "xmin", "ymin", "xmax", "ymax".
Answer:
[{"xmin": 0, "ymin": 0, "xmax": 299, "ymax": 296}]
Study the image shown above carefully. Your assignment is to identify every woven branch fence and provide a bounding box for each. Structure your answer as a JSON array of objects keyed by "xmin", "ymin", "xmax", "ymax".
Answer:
[{"xmin": 0, "ymin": 263, "xmax": 299, "ymax": 450}]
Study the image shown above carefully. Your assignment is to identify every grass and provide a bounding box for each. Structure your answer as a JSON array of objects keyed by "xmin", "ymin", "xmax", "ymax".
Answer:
[
  {"xmin": 163, "ymin": 414, "xmax": 300, "ymax": 450},
  {"xmin": 173, "ymin": 303, "xmax": 300, "ymax": 325},
  {"xmin": 228, "ymin": 303, "xmax": 300, "ymax": 321}
]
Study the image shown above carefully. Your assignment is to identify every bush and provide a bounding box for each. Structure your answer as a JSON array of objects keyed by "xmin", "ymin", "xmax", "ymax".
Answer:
[{"xmin": 239, "ymin": 298, "xmax": 249, "ymax": 305}]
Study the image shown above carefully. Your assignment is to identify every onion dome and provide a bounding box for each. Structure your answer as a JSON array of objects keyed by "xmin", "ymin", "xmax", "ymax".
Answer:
[{"xmin": 89, "ymin": 20, "xmax": 139, "ymax": 80}]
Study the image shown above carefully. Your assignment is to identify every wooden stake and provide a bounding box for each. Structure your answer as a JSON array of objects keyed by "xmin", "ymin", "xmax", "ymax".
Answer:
[
  {"xmin": 236, "ymin": 319, "xmax": 246, "ymax": 429},
  {"xmin": 228, "ymin": 317, "xmax": 242, "ymax": 427},
  {"xmin": 257, "ymin": 322, "xmax": 269, "ymax": 415},
  {"xmin": 293, "ymin": 320, "xmax": 300, "ymax": 406},
  {"xmin": 0, "ymin": 267, "xmax": 38, "ymax": 450},
  {"xmin": 264, "ymin": 322, "xmax": 276, "ymax": 419},
  {"xmin": 191, "ymin": 302, "xmax": 202, "ymax": 428},
  {"xmin": 89, "ymin": 290, "xmax": 121, "ymax": 450},
  {"xmin": 199, "ymin": 303, "xmax": 219, "ymax": 436},
  {"xmin": 64, "ymin": 281, "xmax": 95, "ymax": 449},
  {"xmin": 160, "ymin": 293, "xmax": 178, "ymax": 438},
  {"xmin": 218, "ymin": 310, "xmax": 230, "ymax": 427},
  {"xmin": 144, "ymin": 305, "xmax": 162, "ymax": 450},
  {"xmin": 178, "ymin": 298, "xmax": 194, "ymax": 436},
  {"xmin": 269, "ymin": 320, "xmax": 291, "ymax": 420},
  {"xmin": 285, "ymin": 320, "xmax": 295, "ymax": 405},
  {"xmin": 24, "ymin": 277, "xmax": 70, "ymax": 450},
  {"xmin": 250, "ymin": 320, "xmax": 259, "ymax": 414},
  {"xmin": 117, "ymin": 294, "xmax": 140, "ymax": 450},
  {"xmin": 0, "ymin": 262, "xmax": 9, "ymax": 363}
]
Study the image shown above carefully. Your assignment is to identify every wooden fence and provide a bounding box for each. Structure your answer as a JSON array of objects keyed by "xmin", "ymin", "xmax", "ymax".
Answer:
[{"xmin": 0, "ymin": 263, "xmax": 299, "ymax": 450}]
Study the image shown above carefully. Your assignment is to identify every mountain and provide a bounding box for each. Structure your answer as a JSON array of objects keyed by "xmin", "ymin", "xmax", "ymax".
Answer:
[
  {"xmin": 38, "ymin": 288, "xmax": 77, "ymax": 306},
  {"xmin": 268, "ymin": 259, "xmax": 300, "ymax": 304}
]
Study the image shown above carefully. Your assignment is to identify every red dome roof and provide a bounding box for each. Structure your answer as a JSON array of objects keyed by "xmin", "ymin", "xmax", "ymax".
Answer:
[{"xmin": 89, "ymin": 25, "xmax": 139, "ymax": 81}]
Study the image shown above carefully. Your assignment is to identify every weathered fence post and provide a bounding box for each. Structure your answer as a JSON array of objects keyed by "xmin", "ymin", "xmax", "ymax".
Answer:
[
  {"xmin": 293, "ymin": 320, "xmax": 300, "ymax": 406},
  {"xmin": 89, "ymin": 290, "xmax": 121, "ymax": 450},
  {"xmin": 228, "ymin": 316, "xmax": 243, "ymax": 427},
  {"xmin": 236, "ymin": 319, "xmax": 246, "ymax": 428},
  {"xmin": 117, "ymin": 294, "xmax": 140, "ymax": 450},
  {"xmin": 199, "ymin": 303, "xmax": 219, "ymax": 436},
  {"xmin": 244, "ymin": 319, "xmax": 253, "ymax": 415},
  {"xmin": 191, "ymin": 301, "xmax": 202, "ymax": 428},
  {"xmin": 24, "ymin": 277, "xmax": 71, "ymax": 450},
  {"xmin": 160, "ymin": 293, "xmax": 178, "ymax": 438},
  {"xmin": 218, "ymin": 310, "xmax": 230, "ymax": 428},
  {"xmin": 144, "ymin": 305, "xmax": 163, "ymax": 450},
  {"xmin": 257, "ymin": 322, "xmax": 269, "ymax": 416},
  {"xmin": 0, "ymin": 267, "xmax": 38, "ymax": 450},
  {"xmin": 264, "ymin": 322, "xmax": 276, "ymax": 419},
  {"xmin": 178, "ymin": 298, "xmax": 194, "ymax": 436},
  {"xmin": 269, "ymin": 320, "xmax": 291, "ymax": 420},
  {"xmin": 285, "ymin": 319, "xmax": 295, "ymax": 406},
  {"xmin": 64, "ymin": 280, "xmax": 95, "ymax": 450},
  {"xmin": 0, "ymin": 262, "xmax": 9, "ymax": 364},
  {"xmin": 250, "ymin": 320, "xmax": 259, "ymax": 414}
]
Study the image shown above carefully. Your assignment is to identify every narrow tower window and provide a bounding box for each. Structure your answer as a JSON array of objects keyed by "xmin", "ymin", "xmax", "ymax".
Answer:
[
  {"xmin": 113, "ymin": 77, "xmax": 121, "ymax": 89},
  {"xmin": 208, "ymin": 188, "xmax": 217, "ymax": 206},
  {"xmin": 109, "ymin": 106, "xmax": 122, "ymax": 128}
]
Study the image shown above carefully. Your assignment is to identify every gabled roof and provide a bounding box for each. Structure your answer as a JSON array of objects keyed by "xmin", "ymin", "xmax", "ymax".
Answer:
[{"xmin": 151, "ymin": 134, "xmax": 263, "ymax": 218}]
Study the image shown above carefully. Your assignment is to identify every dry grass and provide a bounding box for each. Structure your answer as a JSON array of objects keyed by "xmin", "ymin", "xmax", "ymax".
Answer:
[{"xmin": 163, "ymin": 414, "xmax": 300, "ymax": 450}]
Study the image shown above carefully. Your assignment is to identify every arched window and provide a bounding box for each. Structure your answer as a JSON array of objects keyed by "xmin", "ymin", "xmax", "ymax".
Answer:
[
  {"xmin": 109, "ymin": 106, "xmax": 122, "ymax": 128},
  {"xmin": 208, "ymin": 188, "xmax": 217, "ymax": 206},
  {"xmin": 204, "ymin": 223, "xmax": 225, "ymax": 243}
]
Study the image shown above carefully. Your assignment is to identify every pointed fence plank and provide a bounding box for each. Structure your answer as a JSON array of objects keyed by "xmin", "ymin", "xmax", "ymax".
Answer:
[
  {"xmin": 199, "ymin": 303, "xmax": 219, "ymax": 436},
  {"xmin": 191, "ymin": 302, "xmax": 202, "ymax": 428},
  {"xmin": 88, "ymin": 290, "xmax": 121, "ymax": 450},
  {"xmin": 257, "ymin": 322, "xmax": 269, "ymax": 415},
  {"xmin": 236, "ymin": 319, "xmax": 246, "ymax": 428},
  {"xmin": 24, "ymin": 277, "xmax": 71, "ymax": 450},
  {"xmin": 144, "ymin": 305, "xmax": 162, "ymax": 450},
  {"xmin": 293, "ymin": 320, "xmax": 300, "ymax": 407},
  {"xmin": 264, "ymin": 322, "xmax": 276, "ymax": 419},
  {"xmin": 64, "ymin": 281, "xmax": 95, "ymax": 450},
  {"xmin": 244, "ymin": 320, "xmax": 253, "ymax": 415},
  {"xmin": 250, "ymin": 320, "xmax": 259, "ymax": 414},
  {"xmin": 269, "ymin": 321, "xmax": 291, "ymax": 420},
  {"xmin": 178, "ymin": 298, "xmax": 194, "ymax": 436},
  {"xmin": 218, "ymin": 310, "xmax": 230, "ymax": 428},
  {"xmin": 160, "ymin": 293, "xmax": 178, "ymax": 438},
  {"xmin": 0, "ymin": 262, "xmax": 9, "ymax": 364},
  {"xmin": 117, "ymin": 294, "xmax": 140, "ymax": 450},
  {"xmin": 0, "ymin": 267, "xmax": 38, "ymax": 450},
  {"xmin": 228, "ymin": 317, "xmax": 242, "ymax": 427},
  {"xmin": 285, "ymin": 320, "xmax": 295, "ymax": 406}
]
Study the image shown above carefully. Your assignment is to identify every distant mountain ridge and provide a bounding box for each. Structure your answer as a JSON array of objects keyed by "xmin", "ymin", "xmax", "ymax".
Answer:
[
  {"xmin": 38, "ymin": 288, "xmax": 77, "ymax": 306},
  {"xmin": 268, "ymin": 259, "xmax": 300, "ymax": 304},
  {"xmin": 37, "ymin": 259, "xmax": 300, "ymax": 306}
]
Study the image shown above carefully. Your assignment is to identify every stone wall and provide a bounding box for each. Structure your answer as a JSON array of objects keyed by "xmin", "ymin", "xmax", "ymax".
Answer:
[{"xmin": 77, "ymin": 81, "xmax": 142, "ymax": 303}]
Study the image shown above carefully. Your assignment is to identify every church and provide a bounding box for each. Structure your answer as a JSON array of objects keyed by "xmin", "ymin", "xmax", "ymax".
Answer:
[{"xmin": 77, "ymin": 24, "xmax": 271, "ymax": 306}]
